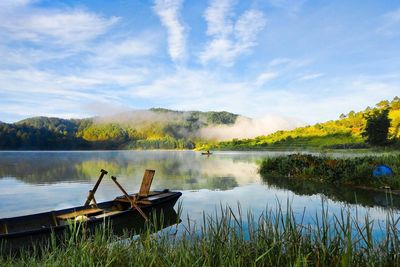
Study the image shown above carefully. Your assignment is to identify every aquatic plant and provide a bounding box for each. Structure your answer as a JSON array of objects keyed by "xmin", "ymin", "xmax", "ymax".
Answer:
[
  {"xmin": 1, "ymin": 203, "xmax": 400, "ymax": 266},
  {"xmin": 260, "ymin": 154, "xmax": 400, "ymax": 189}
]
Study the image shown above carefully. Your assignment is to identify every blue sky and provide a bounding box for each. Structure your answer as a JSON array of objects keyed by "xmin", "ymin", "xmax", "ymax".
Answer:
[{"xmin": 0, "ymin": 0, "xmax": 399, "ymax": 125}]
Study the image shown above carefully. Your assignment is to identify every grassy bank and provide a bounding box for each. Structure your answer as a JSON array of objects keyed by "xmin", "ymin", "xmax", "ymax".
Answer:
[
  {"xmin": 1, "ymin": 204, "xmax": 400, "ymax": 266},
  {"xmin": 206, "ymin": 97, "xmax": 400, "ymax": 151},
  {"xmin": 260, "ymin": 154, "xmax": 400, "ymax": 190}
]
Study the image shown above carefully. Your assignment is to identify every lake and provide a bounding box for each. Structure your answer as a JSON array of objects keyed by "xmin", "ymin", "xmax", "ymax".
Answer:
[{"xmin": 0, "ymin": 150, "xmax": 398, "ymax": 236}]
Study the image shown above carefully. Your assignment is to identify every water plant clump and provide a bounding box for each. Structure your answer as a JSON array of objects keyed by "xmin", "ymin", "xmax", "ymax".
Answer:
[
  {"xmin": 260, "ymin": 154, "xmax": 400, "ymax": 189},
  {"xmin": 1, "ymin": 203, "xmax": 400, "ymax": 267}
]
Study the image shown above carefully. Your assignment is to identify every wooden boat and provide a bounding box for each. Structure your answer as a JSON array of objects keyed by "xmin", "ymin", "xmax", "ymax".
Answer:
[{"xmin": 0, "ymin": 169, "xmax": 182, "ymax": 251}]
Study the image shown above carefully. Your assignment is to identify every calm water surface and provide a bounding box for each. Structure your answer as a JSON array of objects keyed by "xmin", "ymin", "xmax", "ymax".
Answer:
[{"xmin": 0, "ymin": 151, "xmax": 398, "ymax": 235}]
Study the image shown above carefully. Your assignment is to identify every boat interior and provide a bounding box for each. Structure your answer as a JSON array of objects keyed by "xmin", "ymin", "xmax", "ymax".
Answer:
[{"xmin": 0, "ymin": 169, "xmax": 176, "ymax": 235}]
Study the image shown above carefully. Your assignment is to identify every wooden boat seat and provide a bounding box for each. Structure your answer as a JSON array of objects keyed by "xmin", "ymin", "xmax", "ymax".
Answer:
[
  {"xmin": 114, "ymin": 196, "xmax": 152, "ymax": 205},
  {"xmin": 56, "ymin": 208, "xmax": 103, "ymax": 220},
  {"xmin": 115, "ymin": 192, "xmax": 175, "ymax": 206},
  {"xmin": 93, "ymin": 210, "xmax": 123, "ymax": 219}
]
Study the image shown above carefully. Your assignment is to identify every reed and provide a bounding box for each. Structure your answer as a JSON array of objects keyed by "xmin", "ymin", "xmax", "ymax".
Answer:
[
  {"xmin": 260, "ymin": 154, "xmax": 400, "ymax": 189},
  {"xmin": 1, "ymin": 202, "xmax": 400, "ymax": 266}
]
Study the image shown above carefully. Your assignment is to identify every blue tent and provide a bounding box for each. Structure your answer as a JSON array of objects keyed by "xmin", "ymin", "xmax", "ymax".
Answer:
[{"xmin": 373, "ymin": 164, "xmax": 394, "ymax": 177}]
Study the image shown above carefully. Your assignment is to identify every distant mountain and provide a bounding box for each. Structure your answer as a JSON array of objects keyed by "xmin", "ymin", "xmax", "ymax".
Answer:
[
  {"xmin": 211, "ymin": 97, "xmax": 400, "ymax": 150},
  {"xmin": 3, "ymin": 99, "xmax": 400, "ymax": 151},
  {"xmin": 0, "ymin": 109, "xmax": 238, "ymax": 150}
]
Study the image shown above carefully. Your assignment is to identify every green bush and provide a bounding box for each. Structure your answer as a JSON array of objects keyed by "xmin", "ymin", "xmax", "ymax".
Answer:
[{"xmin": 260, "ymin": 154, "xmax": 400, "ymax": 189}]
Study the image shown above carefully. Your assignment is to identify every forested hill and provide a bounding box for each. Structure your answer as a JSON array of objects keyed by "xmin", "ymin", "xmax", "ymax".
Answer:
[
  {"xmin": 212, "ymin": 97, "xmax": 400, "ymax": 150},
  {"xmin": 0, "ymin": 109, "xmax": 238, "ymax": 150}
]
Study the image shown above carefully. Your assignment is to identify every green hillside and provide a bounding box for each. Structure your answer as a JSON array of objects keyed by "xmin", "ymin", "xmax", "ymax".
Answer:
[
  {"xmin": 210, "ymin": 97, "xmax": 400, "ymax": 150},
  {"xmin": 2, "ymin": 98, "xmax": 399, "ymax": 151},
  {"xmin": 0, "ymin": 109, "xmax": 238, "ymax": 150}
]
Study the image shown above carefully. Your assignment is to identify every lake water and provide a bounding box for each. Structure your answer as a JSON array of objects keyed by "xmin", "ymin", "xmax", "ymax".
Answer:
[{"xmin": 0, "ymin": 151, "xmax": 399, "ymax": 236}]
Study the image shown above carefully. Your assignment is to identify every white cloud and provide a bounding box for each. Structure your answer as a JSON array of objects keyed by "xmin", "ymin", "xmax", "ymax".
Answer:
[
  {"xmin": 131, "ymin": 68, "xmax": 263, "ymax": 115},
  {"xmin": 153, "ymin": 0, "xmax": 186, "ymax": 62},
  {"xmin": 0, "ymin": 45, "xmax": 77, "ymax": 67},
  {"xmin": 127, "ymin": 65, "xmax": 400, "ymax": 126},
  {"xmin": 90, "ymin": 36, "xmax": 158, "ymax": 64},
  {"xmin": 269, "ymin": 57, "xmax": 311, "ymax": 69},
  {"xmin": 0, "ymin": 0, "xmax": 33, "ymax": 10},
  {"xmin": 255, "ymin": 71, "xmax": 278, "ymax": 86},
  {"xmin": 0, "ymin": 8, "xmax": 119, "ymax": 47},
  {"xmin": 262, "ymin": 77, "xmax": 400, "ymax": 123},
  {"xmin": 0, "ymin": 67, "xmax": 141, "ymax": 121},
  {"xmin": 234, "ymin": 10, "xmax": 267, "ymax": 49},
  {"xmin": 0, "ymin": 66, "xmax": 149, "ymax": 105},
  {"xmin": 268, "ymin": 58, "xmax": 292, "ymax": 66},
  {"xmin": 61, "ymin": 69, "xmax": 148, "ymax": 88},
  {"xmin": 133, "ymin": 69, "xmax": 222, "ymax": 99},
  {"xmin": 298, "ymin": 72, "xmax": 324, "ymax": 81},
  {"xmin": 0, "ymin": 1, "xmax": 157, "ymax": 116},
  {"xmin": 200, "ymin": 0, "xmax": 267, "ymax": 66},
  {"xmin": 130, "ymin": 68, "xmax": 284, "ymax": 118},
  {"xmin": 204, "ymin": 0, "xmax": 235, "ymax": 37}
]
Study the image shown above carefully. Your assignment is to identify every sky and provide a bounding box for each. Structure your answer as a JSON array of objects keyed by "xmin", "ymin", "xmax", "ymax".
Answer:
[{"xmin": 0, "ymin": 0, "xmax": 399, "ymax": 125}]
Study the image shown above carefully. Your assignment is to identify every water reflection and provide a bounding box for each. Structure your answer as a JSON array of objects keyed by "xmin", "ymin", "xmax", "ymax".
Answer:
[
  {"xmin": 261, "ymin": 174, "xmax": 400, "ymax": 208},
  {"xmin": 0, "ymin": 151, "xmax": 260, "ymax": 217},
  {"xmin": 0, "ymin": 151, "xmax": 399, "ymax": 222},
  {"xmin": 0, "ymin": 151, "xmax": 256, "ymax": 190}
]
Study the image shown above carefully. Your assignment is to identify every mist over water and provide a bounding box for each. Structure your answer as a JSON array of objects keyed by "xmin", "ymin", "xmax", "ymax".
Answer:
[{"xmin": 199, "ymin": 115, "xmax": 303, "ymax": 140}]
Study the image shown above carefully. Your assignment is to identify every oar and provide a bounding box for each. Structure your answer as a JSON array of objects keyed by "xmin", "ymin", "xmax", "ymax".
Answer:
[
  {"xmin": 111, "ymin": 176, "xmax": 149, "ymax": 221},
  {"xmin": 84, "ymin": 169, "xmax": 108, "ymax": 206}
]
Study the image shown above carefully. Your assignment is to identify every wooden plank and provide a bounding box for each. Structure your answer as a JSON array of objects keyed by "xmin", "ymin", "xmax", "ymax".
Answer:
[
  {"xmin": 56, "ymin": 208, "xmax": 103, "ymax": 220},
  {"xmin": 114, "ymin": 196, "xmax": 152, "ymax": 205},
  {"xmin": 93, "ymin": 210, "xmax": 123, "ymax": 219},
  {"xmin": 136, "ymin": 200, "xmax": 152, "ymax": 205},
  {"xmin": 114, "ymin": 191, "xmax": 161, "ymax": 202},
  {"xmin": 138, "ymin": 170, "xmax": 155, "ymax": 197},
  {"xmin": 115, "ymin": 192, "xmax": 175, "ymax": 205},
  {"xmin": 114, "ymin": 196, "xmax": 133, "ymax": 203}
]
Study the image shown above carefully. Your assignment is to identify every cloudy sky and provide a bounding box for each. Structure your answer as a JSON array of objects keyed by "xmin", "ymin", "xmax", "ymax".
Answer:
[{"xmin": 0, "ymin": 0, "xmax": 399, "ymax": 124}]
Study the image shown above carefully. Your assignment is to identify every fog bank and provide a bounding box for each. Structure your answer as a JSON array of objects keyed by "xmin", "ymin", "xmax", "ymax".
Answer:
[{"xmin": 199, "ymin": 115, "xmax": 303, "ymax": 141}]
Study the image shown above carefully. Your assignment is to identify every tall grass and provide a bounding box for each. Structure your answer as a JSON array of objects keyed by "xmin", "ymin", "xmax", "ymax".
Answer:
[
  {"xmin": 1, "ymin": 202, "xmax": 400, "ymax": 266},
  {"xmin": 260, "ymin": 154, "xmax": 400, "ymax": 189}
]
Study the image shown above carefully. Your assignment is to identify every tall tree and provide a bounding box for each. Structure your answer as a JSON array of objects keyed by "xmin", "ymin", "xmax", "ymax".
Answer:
[
  {"xmin": 391, "ymin": 96, "xmax": 400, "ymax": 110},
  {"xmin": 376, "ymin": 100, "xmax": 389, "ymax": 109},
  {"xmin": 362, "ymin": 108, "xmax": 391, "ymax": 146}
]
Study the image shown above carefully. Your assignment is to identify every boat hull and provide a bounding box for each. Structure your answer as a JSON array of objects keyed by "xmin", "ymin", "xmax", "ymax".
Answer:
[{"xmin": 0, "ymin": 191, "xmax": 182, "ymax": 252}]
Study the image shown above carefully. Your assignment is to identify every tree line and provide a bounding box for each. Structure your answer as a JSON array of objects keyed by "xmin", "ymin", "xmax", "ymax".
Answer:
[{"xmin": 0, "ymin": 110, "xmax": 238, "ymax": 150}]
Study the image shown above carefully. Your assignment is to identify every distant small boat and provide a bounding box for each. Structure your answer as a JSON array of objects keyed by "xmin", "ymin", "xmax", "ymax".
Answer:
[
  {"xmin": 201, "ymin": 151, "xmax": 212, "ymax": 155},
  {"xmin": 0, "ymin": 169, "xmax": 181, "ymax": 251}
]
